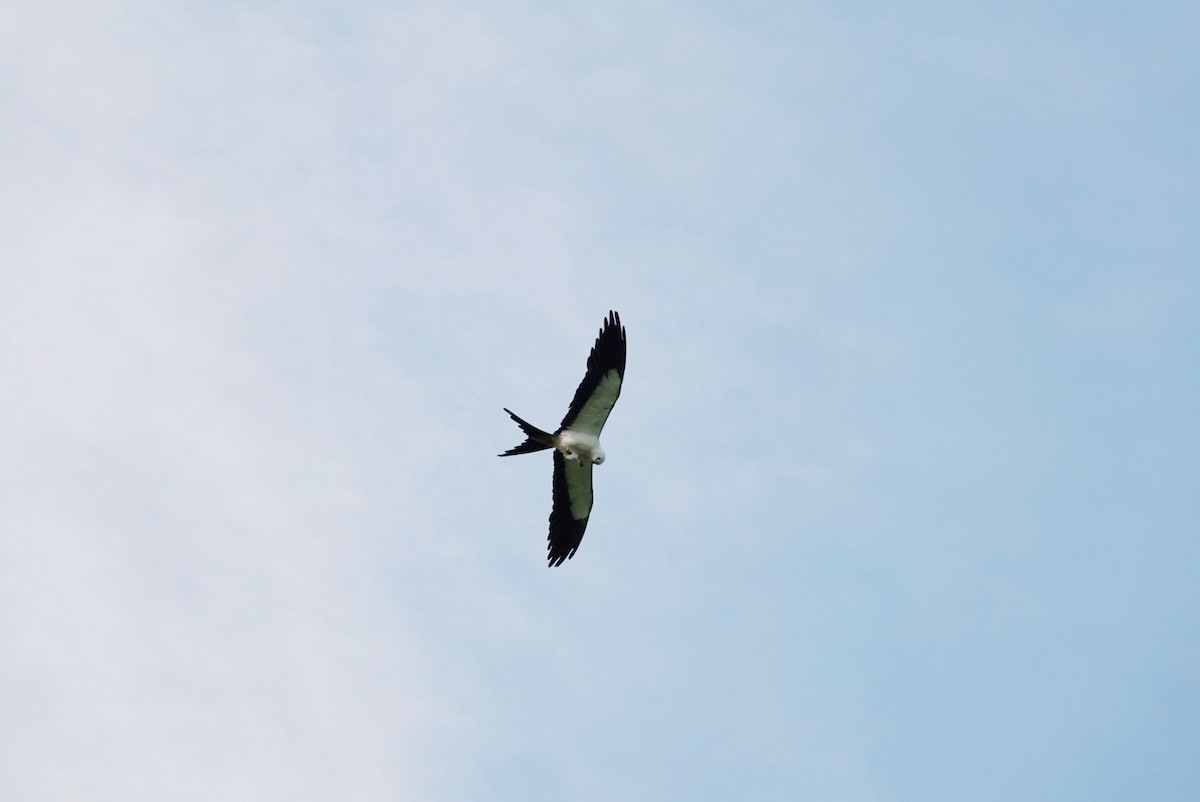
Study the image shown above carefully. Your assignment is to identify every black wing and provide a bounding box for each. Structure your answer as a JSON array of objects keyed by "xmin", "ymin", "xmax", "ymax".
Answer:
[
  {"xmin": 548, "ymin": 450, "xmax": 593, "ymax": 566},
  {"xmin": 559, "ymin": 310, "xmax": 626, "ymax": 434}
]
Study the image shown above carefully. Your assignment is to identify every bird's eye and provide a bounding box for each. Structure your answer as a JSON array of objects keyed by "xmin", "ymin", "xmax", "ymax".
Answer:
[{"xmin": 594, "ymin": 455, "xmax": 604, "ymax": 464}]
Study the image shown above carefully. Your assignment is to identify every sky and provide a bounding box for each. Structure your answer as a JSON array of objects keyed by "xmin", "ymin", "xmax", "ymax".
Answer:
[{"xmin": 2, "ymin": 1, "xmax": 1198, "ymax": 800}]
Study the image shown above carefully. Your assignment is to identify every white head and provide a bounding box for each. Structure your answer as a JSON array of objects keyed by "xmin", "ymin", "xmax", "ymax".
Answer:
[{"xmin": 562, "ymin": 446, "xmax": 605, "ymax": 466}]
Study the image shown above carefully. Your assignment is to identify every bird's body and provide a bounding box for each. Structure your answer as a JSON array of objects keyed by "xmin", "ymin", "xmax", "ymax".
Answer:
[
  {"xmin": 556, "ymin": 430, "xmax": 604, "ymax": 465},
  {"xmin": 500, "ymin": 311, "xmax": 626, "ymax": 566}
]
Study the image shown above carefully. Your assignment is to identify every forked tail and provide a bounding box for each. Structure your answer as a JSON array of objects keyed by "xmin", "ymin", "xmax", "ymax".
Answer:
[{"xmin": 498, "ymin": 408, "xmax": 556, "ymax": 456}]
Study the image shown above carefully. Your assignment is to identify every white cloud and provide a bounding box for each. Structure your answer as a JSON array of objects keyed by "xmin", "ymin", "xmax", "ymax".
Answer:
[
  {"xmin": 0, "ymin": 0, "xmax": 905, "ymax": 795},
  {"xmin": 7, "ymin": 1, "xmax": 1193, "ymax": 799},
  {"xmin": 1, "ymin": 3, "xmax": 892, "ymax": 793}
]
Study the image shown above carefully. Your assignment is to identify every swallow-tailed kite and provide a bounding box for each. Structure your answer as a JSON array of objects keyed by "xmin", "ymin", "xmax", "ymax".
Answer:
[{"xmin": 500, "ymin": 310, "xmax": 626, "ymax": 566}]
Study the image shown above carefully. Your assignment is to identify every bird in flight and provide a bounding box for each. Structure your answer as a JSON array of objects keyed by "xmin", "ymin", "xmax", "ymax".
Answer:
[{"xmin": 500, "ymin": 311, "xmax": 627, "ymax": 566}]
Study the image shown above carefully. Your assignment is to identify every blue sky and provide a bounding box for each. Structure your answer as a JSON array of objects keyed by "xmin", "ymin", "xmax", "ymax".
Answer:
[{"xmin": 2, "ymin": 1, "xmax": 1198, "ymax": 799}]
